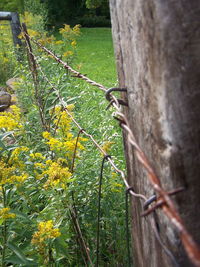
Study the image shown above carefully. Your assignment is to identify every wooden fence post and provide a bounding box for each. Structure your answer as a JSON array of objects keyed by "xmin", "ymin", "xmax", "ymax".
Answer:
[
  {"xmin": 0, "ymin": 11, "xmax": 22, "ymax": 60},
  {"xmin": 10, "ymin": 12, "xmax": 22, "ymax": 48},
  {"xmin": 109, "ymin": 1, "xmax": 200, "ymax": 266}
]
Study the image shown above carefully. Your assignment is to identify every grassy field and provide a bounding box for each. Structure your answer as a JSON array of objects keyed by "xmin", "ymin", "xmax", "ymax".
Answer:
[
  {"xmin": 0, "ymin": 24, "xmax": 129, "ymax": 266},
  {"xmin": 74, "ymin": 27, "xmax": 117, "ymax": 88}
]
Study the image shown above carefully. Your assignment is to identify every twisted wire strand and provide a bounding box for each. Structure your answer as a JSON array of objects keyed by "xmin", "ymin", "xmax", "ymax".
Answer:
[{"xmin": 23, "ymin": 31, "xmax": 200, "ymax": 266}]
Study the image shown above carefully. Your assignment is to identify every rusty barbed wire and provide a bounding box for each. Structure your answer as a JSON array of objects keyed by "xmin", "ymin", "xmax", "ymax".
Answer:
[
  {"xmin": 23, "ymin": 45, "xmax": 146, "ymax": 202},
  {"xmin": 22, "ymin": 30, "xmax": 200, "ymax": 266},
  {"xmin": 23, "ymin": 46, "xmax": 181, "ymax": 267}
]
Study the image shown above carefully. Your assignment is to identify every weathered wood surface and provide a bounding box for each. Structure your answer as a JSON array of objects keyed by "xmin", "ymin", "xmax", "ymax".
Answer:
[
  {"xmin": 10, "ymin": 12, "xmax": 22, "ymax": 48},
  {"xmin": 0, "ymin": 12, "xmax": 22, "ymax": 48},
  {"xmin": 110, "ymin": 0, "xmax": 200, "ymax": 266}
]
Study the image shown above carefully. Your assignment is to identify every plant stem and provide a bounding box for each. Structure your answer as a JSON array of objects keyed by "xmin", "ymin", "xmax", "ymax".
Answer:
[{"xmin": 1, "ymin": 185, "xmax": 7, "ymax": 267}]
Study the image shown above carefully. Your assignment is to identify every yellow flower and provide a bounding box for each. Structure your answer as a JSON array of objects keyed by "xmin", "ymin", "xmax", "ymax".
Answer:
[
  {"xmin": 63, "ymin": 51, "xmax": 73, "ymax": 57},
  {"xmin": 34, "ymin": 162, "xmax": 45, "ymax": 169},
  {"xmin": 27, "ymin": 29, "xmax": 40, "ymax": 38},
  {"xmin": 101, "ymin": 141, "xmax": 115, "ymax": 155},
  {"xmin": 0, "ymin": 207, "xmax": 16, "ymax": 220},
  {"xmin": 30, "ymin": 152, "xmax": 45, "ymax": 160},
  {"xmin": 42, "ymin": 131, "xmax": 51, "ymax": 139},
  {"xmin": 59, "ymin": 24, "xmax": 71, "ymax": 34},
  {"xmin": 2, "ymin": 57, "xmax": 9, "ymax": 63},
  {"xmin": 66, "ymin": 104, "xmax": 75, "ymax": 111},
  {"xmin": 0, "ymin": 162, "xmax": 14, "ymax": 184},
  {"xmin": 71, "ymin": 40, "xmax": 77, "ymax": 47},
  {"xmin": 45, "ymin": 159, "xmax": 53, "ymax": 165},
  {"xmin": 9, "ymin": 146, "xmax": 29, "ymax": 170},
  {"xmin": 43, "ymin": 162, "xmax": 72, "ymax": 188},
  {"xmin": 73, "ymin": 24, "xmax": 81, "ymax": 35},
  {"xmin": 55, "ymin": 40, "xmax": 64, "ymax": 45},
  {"xmin": 12, "ymin": 173, "xmax": 28, "ymax": 183},
  {"xmin": 0, "ymin": 105, "xmax": 23, "ymax": 131},
  {"xmin": 0, "ymin": 155, "xmax": 28, "ymax": 185},
  {"xmin": 31, "ymin": 220, "xmax": 61, "ymax": 246},
  {"xmin": 110, "ymin": 172, "xmax": 123, "ymax": 193}
]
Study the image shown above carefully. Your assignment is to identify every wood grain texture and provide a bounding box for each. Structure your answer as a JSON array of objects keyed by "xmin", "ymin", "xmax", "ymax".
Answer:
[{"xmin": 110, "ymin": 0, "xmax": 200, "ymax": 266}]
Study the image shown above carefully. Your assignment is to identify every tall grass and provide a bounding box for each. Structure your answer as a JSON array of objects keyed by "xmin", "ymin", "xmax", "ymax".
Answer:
[
  {"xmin": 0, "ymin": 21, "xmax": 130, "ymax": 266},
  {"xmin": 75, "ymin": 27, "xmax": 117, "ymax": 87}
]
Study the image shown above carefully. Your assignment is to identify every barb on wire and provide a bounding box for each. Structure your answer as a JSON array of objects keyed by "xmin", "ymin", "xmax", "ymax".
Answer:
[
  {"xmin": 22, "ymin": 30, "xmax": 200, "ymax": 267},
  {"xmin": 143, "ymin": 187, "xmax": 185, "ymax": 212}
]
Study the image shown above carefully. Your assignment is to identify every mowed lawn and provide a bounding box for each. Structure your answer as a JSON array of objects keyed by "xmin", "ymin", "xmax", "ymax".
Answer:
[{"xmin": 74, "ymin": 27, "xmax": 117, "ymax": 88}]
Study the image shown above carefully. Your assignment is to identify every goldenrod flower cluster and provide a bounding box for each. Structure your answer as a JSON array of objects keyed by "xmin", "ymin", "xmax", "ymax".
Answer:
[
  {"xmin": 58, "ymin": 24, "xmax": 81, "ymax": 59},
  {"xmin": 43, "ymin": 160, "xmax": 72, "ymax": 188},
  {"xmin": 31, "ymin": 220, "xmax": 61, "ymax": 259},
  {"xmin": 9, "ymin": 146, "xmax": 29, "ymax": 170},
  {"xmin": 53, "ymin": 104, "xmax": 74, "ymax": 133},
  {"xmin": 0, "ymin": 207, "xmax": 16, "ymax": 221},
  {"xmin": 0, "ymin": 105, "xmax": 22, "ymax": 131},
  {"xmin": 59, "ymin": 24, "xmax": 81, "ymax": 37},
  {"xmin": 101, "ymin": 141, "xmax": 115, "ymax": 155},
  {"xmin": 43, "ymin": 131, "xmax": 85, "ymax": 160},
  {"xmin": 63, "ymin": 50, "xmax": 74, "ymax": 57},
  {"xmin": 0, "ymin": 147, "xmax": 29, "ymax": 185},
  {"xmin": 110, "ymin": 172, "xmax": 123, "ymax": 193},
  {"xmin": 43, "ymin": 105, "xmax": 87, "ymax": 161},
  {"xmin": 31, "ymin": 220, "xmax": 61, "ymax": 245},
  {"xmin": 0, "ymin": 160, "xmax": 28, "ymax": 185},
  {"xmin": 30, "ymin": 152, "xmax": 45, "ymax": 161}
]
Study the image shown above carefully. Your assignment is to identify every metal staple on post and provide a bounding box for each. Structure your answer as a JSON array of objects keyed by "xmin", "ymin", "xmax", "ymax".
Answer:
[{"xmin": 22, "ymin": 32, "xmax": 200, "ymax": 267}]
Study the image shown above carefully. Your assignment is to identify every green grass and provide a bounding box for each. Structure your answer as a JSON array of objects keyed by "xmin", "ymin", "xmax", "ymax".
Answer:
[
  {"xmin": 74, "ymin": 27, "xmax": 117, "ymax": 88},
  {"xmin": 0, "ymin": 26, "xmax": 129, "ymax": 266}
]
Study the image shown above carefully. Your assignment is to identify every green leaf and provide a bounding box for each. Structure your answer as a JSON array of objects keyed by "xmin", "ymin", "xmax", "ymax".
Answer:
[
  {"xmin": 6, "ymin": 255, "xmax": 27, "ymax": 265},
  {"xmin": 54, "ymin": 237, "xmax": 68, "ymax": 256},
  {"xmin": 8, "ymin": 242, "xmax": 30, "ymax": 265},
  {"xmin": 10, "ymin": 210, "xmax": 32, "ymax": 222},
  {"xmin": 0, "ymin": 131, "xmax": 14, "ymax": 140}
]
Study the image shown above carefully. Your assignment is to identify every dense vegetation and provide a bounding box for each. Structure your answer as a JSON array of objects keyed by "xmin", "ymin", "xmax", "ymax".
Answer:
[
  {"xmin": 0, "ymin": 4, "xmax": 131, "ymax": 267},
  {"xmin": 0, "ymin": 0, "xmax": 110, "ymax": 27}
]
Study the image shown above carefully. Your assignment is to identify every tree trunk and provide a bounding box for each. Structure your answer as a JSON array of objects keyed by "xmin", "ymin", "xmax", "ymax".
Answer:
[{"xmin": 109, "ymin": 0, "xmax": 200, "ymax": 266}]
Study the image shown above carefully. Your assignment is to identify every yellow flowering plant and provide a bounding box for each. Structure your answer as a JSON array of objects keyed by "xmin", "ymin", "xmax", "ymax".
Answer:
[
  {"xmin": 0, "ymin": 207, "xmax": 16, "ymax": 223},
  {"xmin": 42, "ymin": 105, "xmax": 87, "ymax": 169},
  {"xmin": 31, "ymin": 220, "xmax": 61, "ymax": 264},
  {"xmin": 56, "ymin": 24, "xmax": 81, "ymax": 62},
  {"xmin": 0, "ymin": 7, "xmax": 127, "ymax": 266},
  {"xmin": 0, "ymin": 9, "xmax": 86, "ymax": 267}
]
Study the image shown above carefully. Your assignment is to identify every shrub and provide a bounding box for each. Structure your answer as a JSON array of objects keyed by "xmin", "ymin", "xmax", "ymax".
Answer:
[{"xmin": 76, "ymin": 15, "xmax": 111, "ymax": 27}]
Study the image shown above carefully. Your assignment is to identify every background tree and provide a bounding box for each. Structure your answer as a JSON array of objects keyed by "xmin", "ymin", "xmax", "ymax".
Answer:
[
  {"xmin": 43, "ymin": 0, "xmax": 110, "ymax": 27},
  {"xmin": 0, "ymin": 0, "xmax": 24, "ymax": 13}
]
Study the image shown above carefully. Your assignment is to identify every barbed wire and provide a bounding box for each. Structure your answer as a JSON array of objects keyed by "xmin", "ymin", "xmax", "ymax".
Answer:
[
  {"xmin": 22, "ymin": 35, "xmax": 180, "ymax": 266},
  {"xmin": 22, "ymin": 27, "xmax": 200, "ymax": 266}
]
